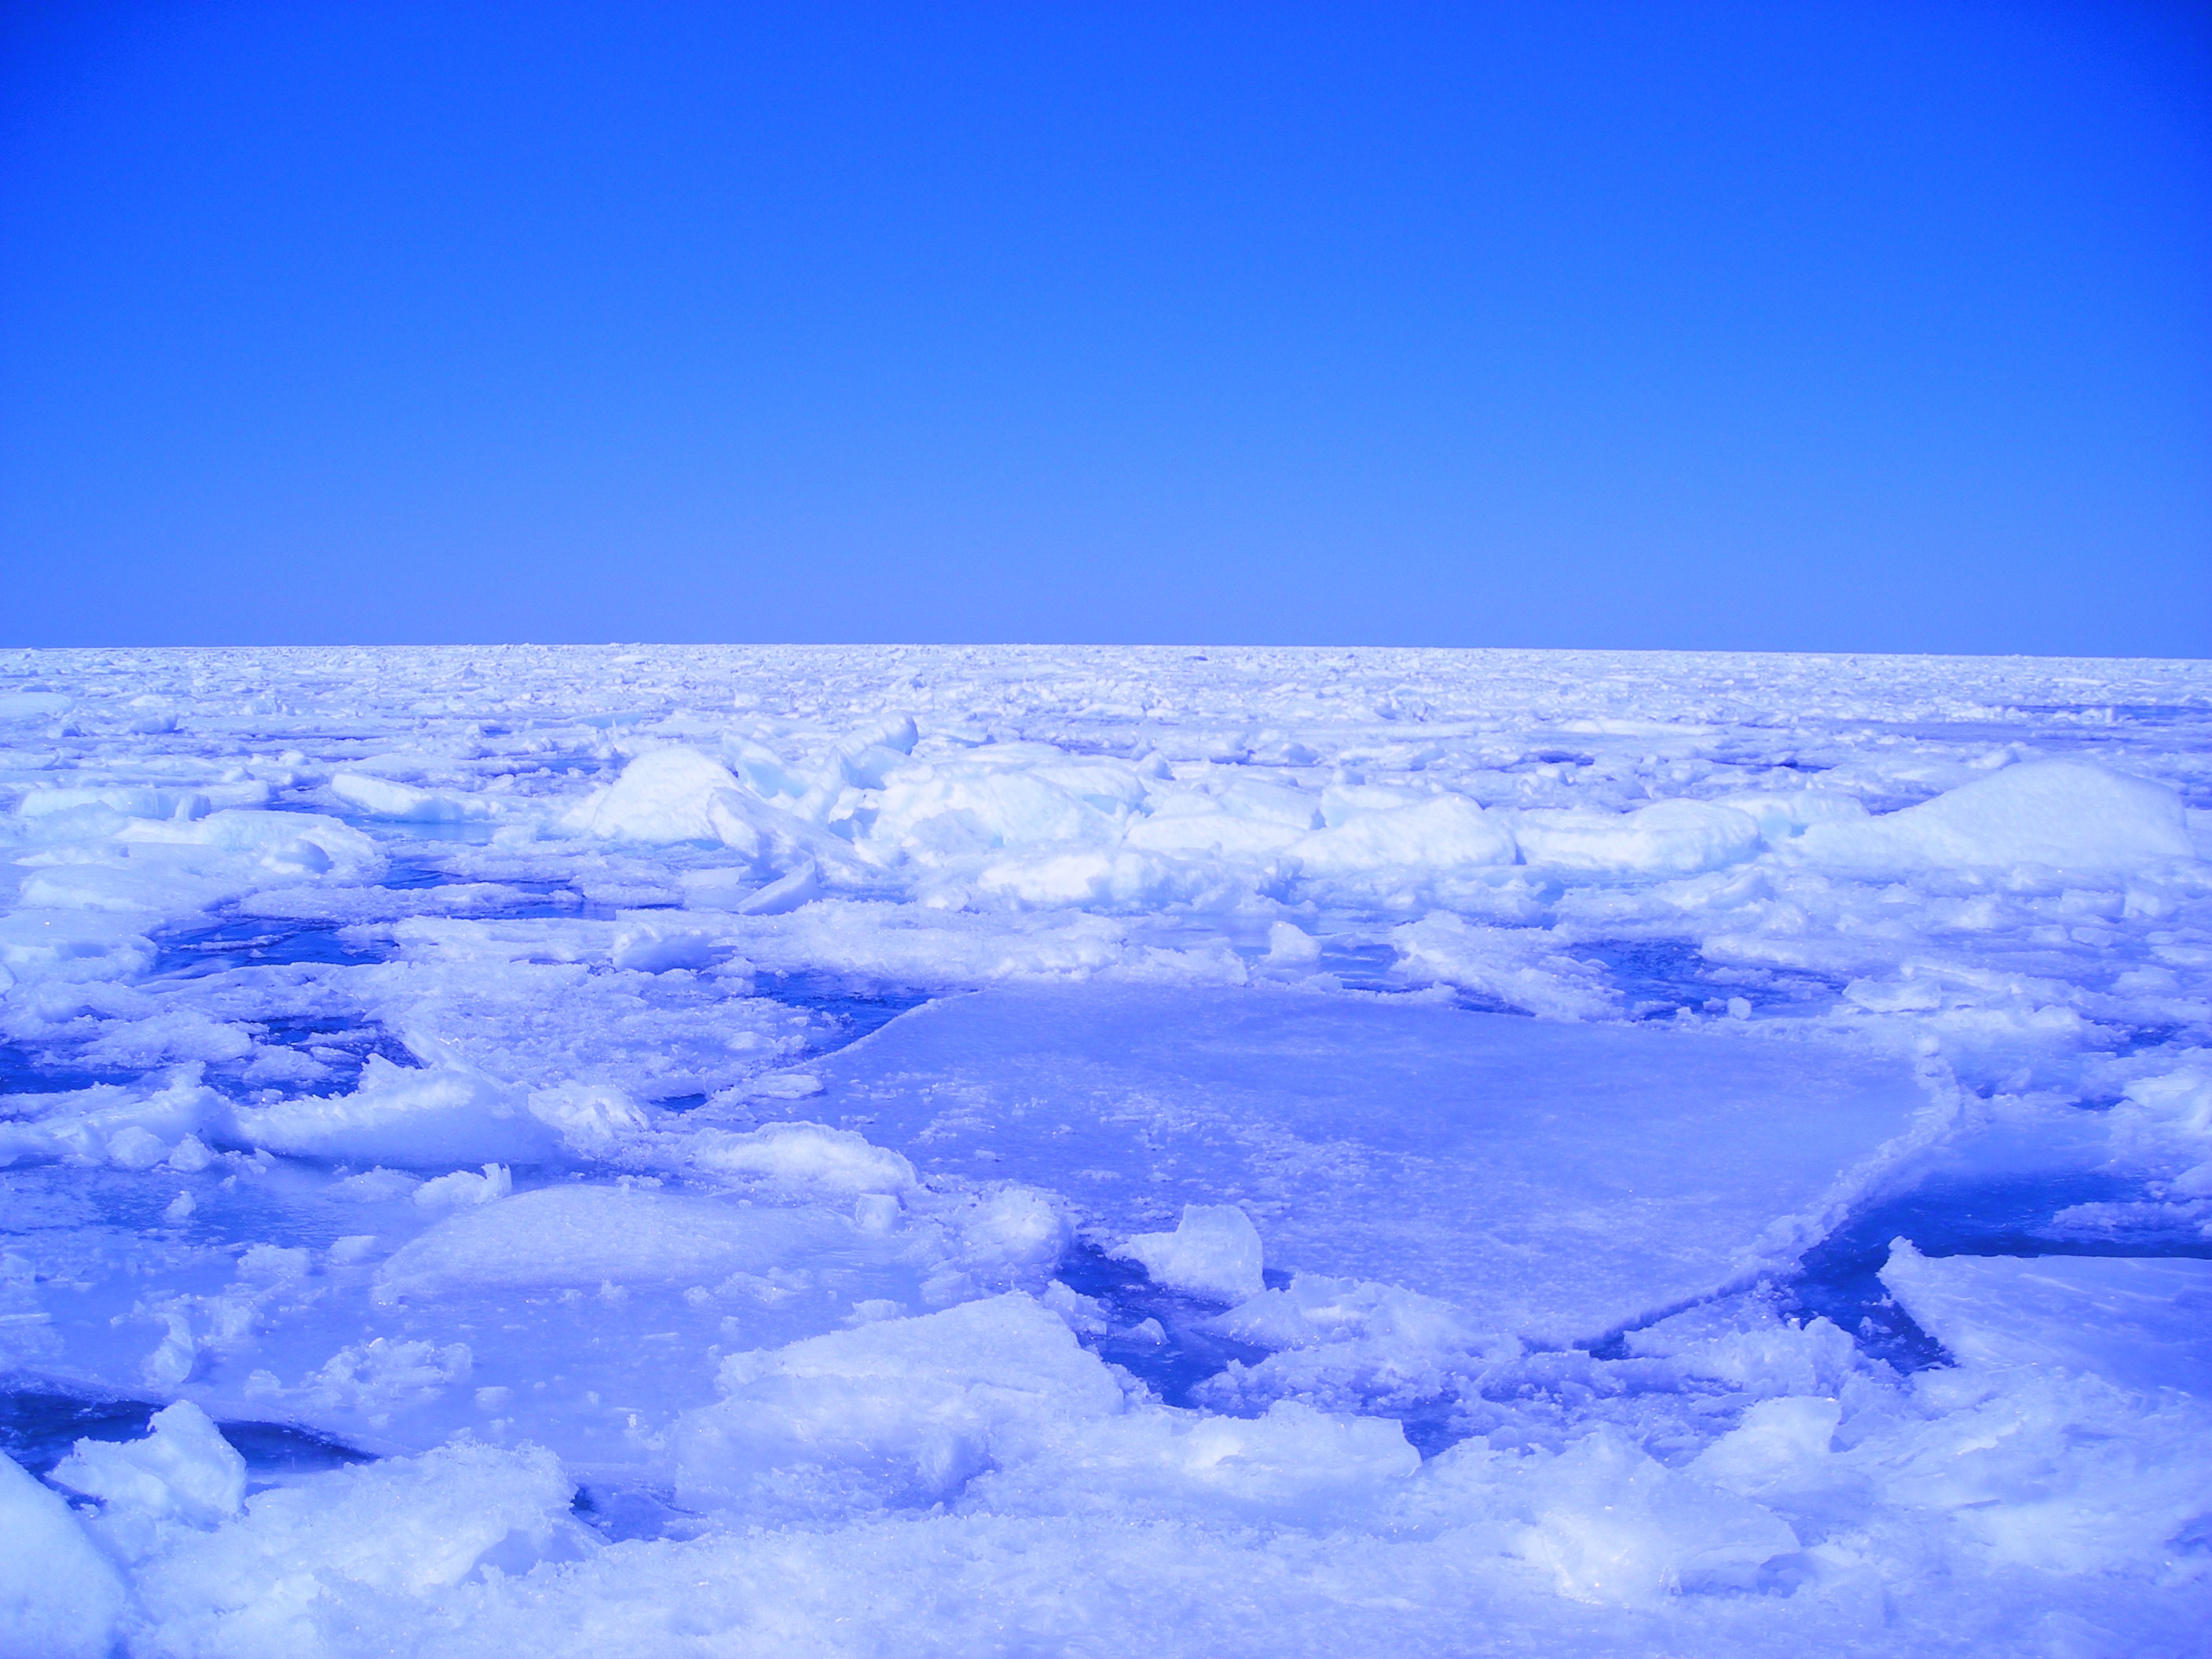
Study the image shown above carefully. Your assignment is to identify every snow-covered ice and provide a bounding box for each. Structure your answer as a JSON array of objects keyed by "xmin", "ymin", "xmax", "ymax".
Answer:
[
  {"xmin": 0, "ymin": 643, "xmax": 2208, "ymax": 1656},
  {"xmin": 803, "ymin": 983, "xmax": 1944, "ymax": 1341},
  {"xmin": 1881, "ymin": 1245, "xmax": 2212, "ymax": 1395}
]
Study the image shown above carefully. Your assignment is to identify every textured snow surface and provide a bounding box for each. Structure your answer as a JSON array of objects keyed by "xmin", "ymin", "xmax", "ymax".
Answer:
[{"xmin": 1, "ymin": 643, "xmax": 2209, "ymax": 1657}]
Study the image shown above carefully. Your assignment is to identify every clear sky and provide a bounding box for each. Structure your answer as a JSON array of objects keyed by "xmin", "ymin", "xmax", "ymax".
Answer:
[{"xmin": 2, "ymin": 2, "xmax": 2207, "ymax": 655}]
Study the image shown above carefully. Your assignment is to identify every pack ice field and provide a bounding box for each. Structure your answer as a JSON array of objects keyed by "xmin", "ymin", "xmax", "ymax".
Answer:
[{"xmin": 2, "ymin": 644, "xmax": 2209, "ymax": 1659}]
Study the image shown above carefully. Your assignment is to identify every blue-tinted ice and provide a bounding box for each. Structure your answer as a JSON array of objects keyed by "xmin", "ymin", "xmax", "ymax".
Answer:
[{"xmin": 2, "ymin": 645, "xmax": 2209, "ymax": 1657}]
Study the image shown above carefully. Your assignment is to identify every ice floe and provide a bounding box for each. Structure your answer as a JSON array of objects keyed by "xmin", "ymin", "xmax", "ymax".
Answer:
[{"xmin": 1, "ymin": 643, "xmax": 2208, "ymax": 1656}]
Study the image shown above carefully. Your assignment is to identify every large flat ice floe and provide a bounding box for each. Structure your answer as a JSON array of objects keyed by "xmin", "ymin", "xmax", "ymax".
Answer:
[
  {"xmin": 1881, "ymin": 1244, "xmax": 2212, "ymax": 1395},
  {"xmin": 2, "ymin": 643, "xmax": 2210, "ymax": 1657},
  {"xmin": 807, "ymin": 984, "xmax": 1946, "ymax": 1342}
]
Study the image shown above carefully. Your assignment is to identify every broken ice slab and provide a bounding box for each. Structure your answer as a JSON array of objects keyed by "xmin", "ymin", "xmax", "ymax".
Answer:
[
  {"xmin": 1881, "ymin": 1243, "xmax": 2212, "ymax": 1395},
  {"xmin": 807, "ymin": 985, "xmax": 1945, "ymax": 1346}
]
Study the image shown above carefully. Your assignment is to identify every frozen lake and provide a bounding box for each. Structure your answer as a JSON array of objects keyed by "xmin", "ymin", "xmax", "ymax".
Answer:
[{"xmin": 2, "ymin": 644, "xmax": 2210, "ymax": 1657}]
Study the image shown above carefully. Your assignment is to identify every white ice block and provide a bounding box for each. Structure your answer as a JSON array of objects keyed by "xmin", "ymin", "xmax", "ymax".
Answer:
[{"xmin": 1881, "ymin": 1243, "xmax": 2212, "ymax": 1395}]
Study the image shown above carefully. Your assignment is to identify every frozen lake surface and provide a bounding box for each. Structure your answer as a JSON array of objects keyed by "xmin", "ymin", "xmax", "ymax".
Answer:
[{"xmin": 2, "ymin": 643, "xmax": 2209, "ymax": 1657}]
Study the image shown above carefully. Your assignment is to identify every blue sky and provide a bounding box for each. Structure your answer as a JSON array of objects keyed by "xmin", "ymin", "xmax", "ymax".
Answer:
[{"xmin": 2, "ymin": 2, "xmax": 2207, "ymax": 654}]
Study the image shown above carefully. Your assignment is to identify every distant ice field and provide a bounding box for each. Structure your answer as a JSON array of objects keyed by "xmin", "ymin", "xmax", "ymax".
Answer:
[{"xmin": 2, "ymin": 644, "xmax": 2210, "ymax": 1657}]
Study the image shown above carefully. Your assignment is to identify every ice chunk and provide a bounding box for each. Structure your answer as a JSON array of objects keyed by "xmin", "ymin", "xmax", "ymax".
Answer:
[
  {"xmin": 1881, "ymin": 1243, "xmax": 2212, "ymax": 1394},
  {"xmin": 15, "ymin": 804, "xmax": 379, "ymax": 909},
  {"xmin": 302, "ymin": 1335, "xmax": 474, "ymax": 1418},
  {"xmin": 811, "ymin": 984, "xmax": 1941, "ymax": 1342},
  {"xmin": 1622, "ymin": 1303, "xmax": 1858, "ymax": 1398},
  {"xmin": 972, "ymin": 1397, "xmax": 1419, "ymax": 1525},
  {"xmin": 526, "ymin": 1080, "xmax": 651, "ymax": 1155},
  {"xmin": 1507, "ymin": 1426, "xmax": 1797, "ymax": 1602},
  {"xmin": 609, "ymin": 917, "xmax": 726, "ymax": 971},
  {"xmin": 1119, "ymin": 1204, "xmax": 1266, "ymax": 1304},
  {"xmin": 1390, "ymin": 912, "xmax": 1616, "ymax": 1019},
  {"xmin": 115, "ymin": 807, "xmax": 381, "ymax": 879},
  {"xmin": 745, "ymin": 1071, "xmax": 825, "ymax": 1100},
  {"xmin": 674, "ymin": 1292, "xmax": 1126, "ymax": 1515},
  {"xmin": 1196, "ymin": 1273, "xmax": 1489, "ymax": 1413},
  {"xmin": 976, "ymin": 848, "xmax": 1206, "ymax": 908},
  {"xmin": 332, "ymin": 1166, "xmax": 420, "ymax": 1201},
  {"xmin": 1798, "ymin": 760, "xmax": 2194, "ymax": 872},
  {"xmin": 1213, "ymin": 1273, "xmax": 1477, "ymax": 1356},
  {"xmin": 1688, "ymin": 1396, "xmax": 1843, "ymax": 1498},
  {"xmin": 1123, "ymin": 780, "xmax": 1315, "ymax": 858},
  {"xmin": 230, "ymin": 1057, "xmax": 563, "ymax": 1168},
  {"xmin": 0, "ymin": 1071, "xmax": 223, "ymax": 1170},
  {"xmin": 721, "ymin": 734, "xmax": 813, "ymax": 800},
  {"xmin": 1264, "ymin": 920, "xmax": 1321, "ymax": 964},
  {"xmin": 566, "ymin": 745, "xmax": 831, "ymax": 866},
  {"xmin": 104, "ymin": 1124, "xmax": 170, "ymax": 1168},
  {"xmin": 566, "ymin": 745, "xmax": 751, "ymax": 844},
  {"xmin": 688, "ymin": 1120, "xmax": 917, "ymax": 1195},
  {"xmin": 2108, "ymin": 1068, "xmax": 2212, "ymax": 1177},
  {"xmin": 1289, "ymin": 793, "xmax": 1515, "ymax": 873},
  {"xmin": 2123, "ymin": 1070, "xmax": 2212, "ymax": 1140},
  {"xmin": 1125, "ymin": 807, "xmax": 1308, "ymax": 859},
  {"xmin": 130, "ymin": 1441, "xmax": 582, "ymax": 1634},
  {"xmin": 0, "ymin": 689, "xmax": 72, "ymax": 720},
  {"xmin": 373, "ymin": 1182, "xmax": 860, "ymax": 1302},
  {"xmin": 356, "ymin": 940, "xmax": 813, "ymax": 1101},
  {"xmin": 871, "ymin": 757, "xmax": 1121, "ymax": 857},
  {"xmin": 49, "ymin": 1399, "xmax": 245, "ymax": 1527},
  {"xmin": 16, "ymin": 784, "xmax": 211, "ymax": 821},
  {"xmin": 1514, "ymin": 798, "xmax": 1763, "ymax": 876},
  {"xmin": 412, "ymin": 1162, "xmax": 511, "ymax": 1208},
  {"xmin": 1711, "ymin": 788, "xmax": 1870, "ymax": 842},
  {"xmin": 0, "ymin": 1450, "xmax": 124, "ymax": 1659},
  {"xmin": 0, "ymin": 907, "xmax": 157, "ymax": 983},
  {"xmin": 948, "ymin": 1185, "xmax": 1068, "ymax": 1282},
  {"xmin": 1860, "ymin": 1364, "xmax": 2212, "ymax": 1574},
  {"xmin": 330, "ymin": 772, "xmax": 494, "ymax": 822},
  {"xmin": 734, "ymin": 859, "xmax": 820, "ymax": 915}
]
